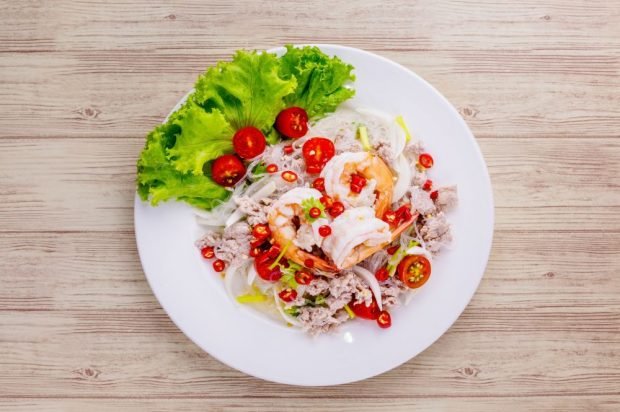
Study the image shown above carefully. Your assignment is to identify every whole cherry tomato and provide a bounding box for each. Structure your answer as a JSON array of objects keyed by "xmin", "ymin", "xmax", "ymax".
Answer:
[
  {"xmin": 211, "ymin": 154, "xmax": 246, "ymax": 187},
  {"xmin": 233, "ymin": 126, "xmax": 266, "ymax": 159},
  {"xmin": 275, "ymin": 107, "xmax": 308, "ymax": 138}
]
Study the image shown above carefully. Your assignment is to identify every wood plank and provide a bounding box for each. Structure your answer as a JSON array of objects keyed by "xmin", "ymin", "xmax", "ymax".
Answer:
[
  {"xmin": 1, "ymin": 50, "xmax": 618, "ymax": 140},
  {"xmin": 1, "ymin": 396, "xmax": 619, "ymax": 412},
  {"xmin": 1, "ymin": 230, "xmax": 618, "ymax": 311},
  {"xmin": 1, "ymin": 310, "xmax": 618, "ymax": 398},
  {"xmin": 0, "ymin": 137, "xmax": 618, "ymax": 232}
]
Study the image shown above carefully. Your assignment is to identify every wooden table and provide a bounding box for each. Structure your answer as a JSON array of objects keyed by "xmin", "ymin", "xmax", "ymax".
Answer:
[{"xmin": 1, "ymin": 1, "xmax": 619, "ymax": 410}]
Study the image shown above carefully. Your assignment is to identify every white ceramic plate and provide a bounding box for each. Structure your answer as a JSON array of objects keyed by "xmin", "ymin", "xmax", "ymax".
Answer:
[{"xmin": 134, "ymin": 45, "xmax": 494, "ymax": 386}]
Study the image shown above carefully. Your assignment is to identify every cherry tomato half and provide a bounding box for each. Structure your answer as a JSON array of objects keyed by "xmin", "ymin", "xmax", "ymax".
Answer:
[
  {"xmin": 318, "ymin": 225, "xmax": 332, "ymax": 237},
  {"xmin": 302, "ymin": 137, "xmax": 335, "ymax": 174},
  {"xmin": 278, "ymin": 288, "xmax": 298, "ymax": 302},
  {"xmin": 211, "ymin": 154, "xmax": 246, "ymax": 187},
  {"xmin": 419, "ymin": 153, "xmax": 434, "ymax": 169},
  {"xmin": 376, "ymin": 310, "xmax": 392, "ymax": 328},
  {"xmin": 200, "ymin": 246, "xmax": 215, "ymax": 259},
  {"xmin": 275, "ymin": 107, "xmax": 308, "ymax": 139},
  {"xmin": 349, "ymin": 299, "xmax": 380, "ymax": 320},
  {"xmin": 375, "ymin": 267, "xmax": 389, "ymax": 282},
  {"xmin": 397, "ymin": 255, "xmax": 432, "ymax": 289},
  {"xmin": 295, "ymin": 269, "xmax": 315, "ymax": 285},
  {"xmin": 233, "ymin": 126, "xmax": 266, "ymax": 159}
]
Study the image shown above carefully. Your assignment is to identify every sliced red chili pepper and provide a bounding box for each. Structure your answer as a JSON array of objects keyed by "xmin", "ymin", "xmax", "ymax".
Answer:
[
  {"xmin": 350, "ymin": 174, "xmax": 367, "ymax": 194},
  {"xmin": 295, "ymin": 270, "xmax": 315, "ymax": 285},
  {"xmin": 283, "ymin": 145, "xmax": 294, "ymax": 155},
  {"xmin": 200, "ymin": 246, "xmax": 215, "ymax": 259},
  {"xmin": 383, "ymin": 210, "xmax": 397, "ymax": 225},
  {"xmin": 265, "ymin": 243, "xmax": 281, "ymax": 259},
  {"xmin": 375, "ymin": 267, "xmax": 389, "ymax": 282},
  {"xmin": 212, "ymin": 259, "xmax": 225, "ymax": 272},
  {"xmin": 422, "ymin": 179, "xmax": 433, "ymax": 191},
  {"xmin": 278, "ymin": 288, "xmax": 298, "ymax": 302},
  {"xmin": 387, "ymin": 245, "xmax": 399, "ymax": 255},
  {"xmin": 319, "ymin": 195, "xmax": 334, "ymax": 208},
  {"xmin": 376, "ymin": 310, "xmax": 392, "ymax": 328},
  {"xmin": 318, "ymin": 225, "xmax": 332, "ymax": 237},
  {"xmin": 281, "ymin": 170, "xmax": 298, "ymax": 183},
  {"xmin": 349, "ymin": 299, "xmax": 380, "ymax": 320},
  {"xmin": 266, "ymin": 164, "xmax": 278, "ymax": 173},
  {"xmin": 329, "ymin": 201, "xmax": 345, "ymax": 218},
  {"xmin": 312, "ymin": 177, "xmax": 325, "ymax": 192},
  {"xmin": 419, "ymin": 153, "xmax": 434, "ymax": 169},
  {"xmin": 304, "ymin": 258, "xmax": 315, "ymax": 268},
  {"xmin": 252, "ymin": 223, "xmax": 271, "ymax": 240},
  {"xmin": 430, "ymin": 190, "xmax": 439, "ymax": 201},
  {"xmin": 309, "ymin": 207, "xmax": 322, "ymax": 219},
  {"xmin": 249, "ymin": 247, "xmax": 262, "ymax": 257}
]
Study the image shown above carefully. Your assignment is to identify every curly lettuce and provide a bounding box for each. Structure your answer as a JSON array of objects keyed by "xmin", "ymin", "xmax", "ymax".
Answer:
[
  {"xmin": 279, "ymin": 45, "xmax": 355, "ymax": 118},
  {"xmin": 193, "ymin": 50, "xmax": 297, "ymax": 133},
  {"xmin": 137, "ymin": 46, "xmax": 356, "ymax": 210}
]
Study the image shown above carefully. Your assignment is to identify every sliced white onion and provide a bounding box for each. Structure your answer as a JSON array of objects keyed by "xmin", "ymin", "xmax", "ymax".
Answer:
[
  {"xmin": 391, "ymin": 121, "xmax": 407, "ymax": 158},
  {"xmin": 224, "ymin": 263, "xmax": 244, "ymax": 304},
  {"xmin": 246, "ymin": 264, "xmax": 258, "ymax": 286},
  {"xmin": 392, "ymin": 154, "xmax": 412, "ymax": 202},
  {"xmin": 405, "ymin": 245, "xmax": 433, "ymax": 263},
  {"xmin": 225, "ymin": 180, "xmax": 277, "ymax": 228},
  {"xmin": 352, "ymin": 265, "xmax": 383, "ymax": 312},
  {"xmin": 273, "ymin": 288, "xmax": 301, "ymax": 326}
]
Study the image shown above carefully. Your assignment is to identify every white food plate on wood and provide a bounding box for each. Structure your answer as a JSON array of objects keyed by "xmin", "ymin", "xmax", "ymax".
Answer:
[{"xmin": 134, "ymin": 44, "xmax": 494, "ymax": 386}]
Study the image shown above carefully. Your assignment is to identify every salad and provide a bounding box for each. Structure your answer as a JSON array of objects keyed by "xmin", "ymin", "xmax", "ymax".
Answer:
[{"xmin": 137, "ymin": 45, "xmax": 457, "ymax": 335}]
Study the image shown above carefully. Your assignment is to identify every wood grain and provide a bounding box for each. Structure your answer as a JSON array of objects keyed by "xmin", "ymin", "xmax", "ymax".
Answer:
[{"xmin": 1, "ymin": 0, "xmax": 619, "ymax": 410}]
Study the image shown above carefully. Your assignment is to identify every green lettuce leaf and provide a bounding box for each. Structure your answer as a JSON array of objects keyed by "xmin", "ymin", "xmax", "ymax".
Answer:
[
  {"xmin": 167, "ymin": 103, "xmax": 234, "ymax": 175},
  {"xmin": 279, "ymin": 45, "xmax": 355, "ymax": 118},
  {"xmin": 137, "ymin": 119, "xmax": 230, "ymax": 209},
  {"xmin": 193, "ymin": 50, "xmax": 297, "ymax": 132}
]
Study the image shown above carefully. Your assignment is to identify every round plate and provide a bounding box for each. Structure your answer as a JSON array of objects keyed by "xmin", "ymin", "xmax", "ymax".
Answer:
[{"xmin": 134, "ymin": 44, "xmax": 494, "ymax": 385}]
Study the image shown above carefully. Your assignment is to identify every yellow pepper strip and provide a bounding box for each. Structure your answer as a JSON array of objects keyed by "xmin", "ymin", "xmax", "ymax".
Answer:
[
  {"xmin": 395, "ymin": 115, "xmax": 412, "ymax": 142},
  {"xmin": 236, "ymin": 294, "xmax": 268, "ymax": 304},
  {"xmin": 344, "ymin": 304, "xmax": 356, "ymax": 319}
]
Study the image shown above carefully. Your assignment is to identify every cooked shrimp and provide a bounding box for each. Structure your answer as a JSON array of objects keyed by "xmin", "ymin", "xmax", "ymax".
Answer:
[
  {"xmin": 322, "ymin": 207, "xmax": 418, "ymax": 270},
  {"xmin": 267, "ymin": 187, "xmax": 337, "ymax": 272},
  {"xmin": 320, "ymin": 152, "xmax": 394, "ymax": 218}
]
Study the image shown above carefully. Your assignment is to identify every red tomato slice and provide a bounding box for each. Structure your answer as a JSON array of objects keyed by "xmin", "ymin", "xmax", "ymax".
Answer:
[
  {"xmin": 275, "ymin": 107, "xmax": 309, "ymax": 138},
  {"xmin": 233, "ymin": 126, "xmax": 266, "ymax": 159},
  {"xmin": 302, "ymin": 137, "xmax": 335, "ymax": 174},
  {"xmin": 211, "ymin": 154, "xmax": 246, "ymax": 187},
  {"xmin": 397, "ymin": 255, "xmax": 432, "ymax": 289},
  {"xmin": 349, "ymin": 299, "xmax": 380, "ymax": 320}
]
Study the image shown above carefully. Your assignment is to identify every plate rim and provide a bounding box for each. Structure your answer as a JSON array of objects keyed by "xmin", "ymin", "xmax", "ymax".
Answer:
[{"xmin": 134, "ymin": 43, "xmax": 495, "ymax": 386}]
